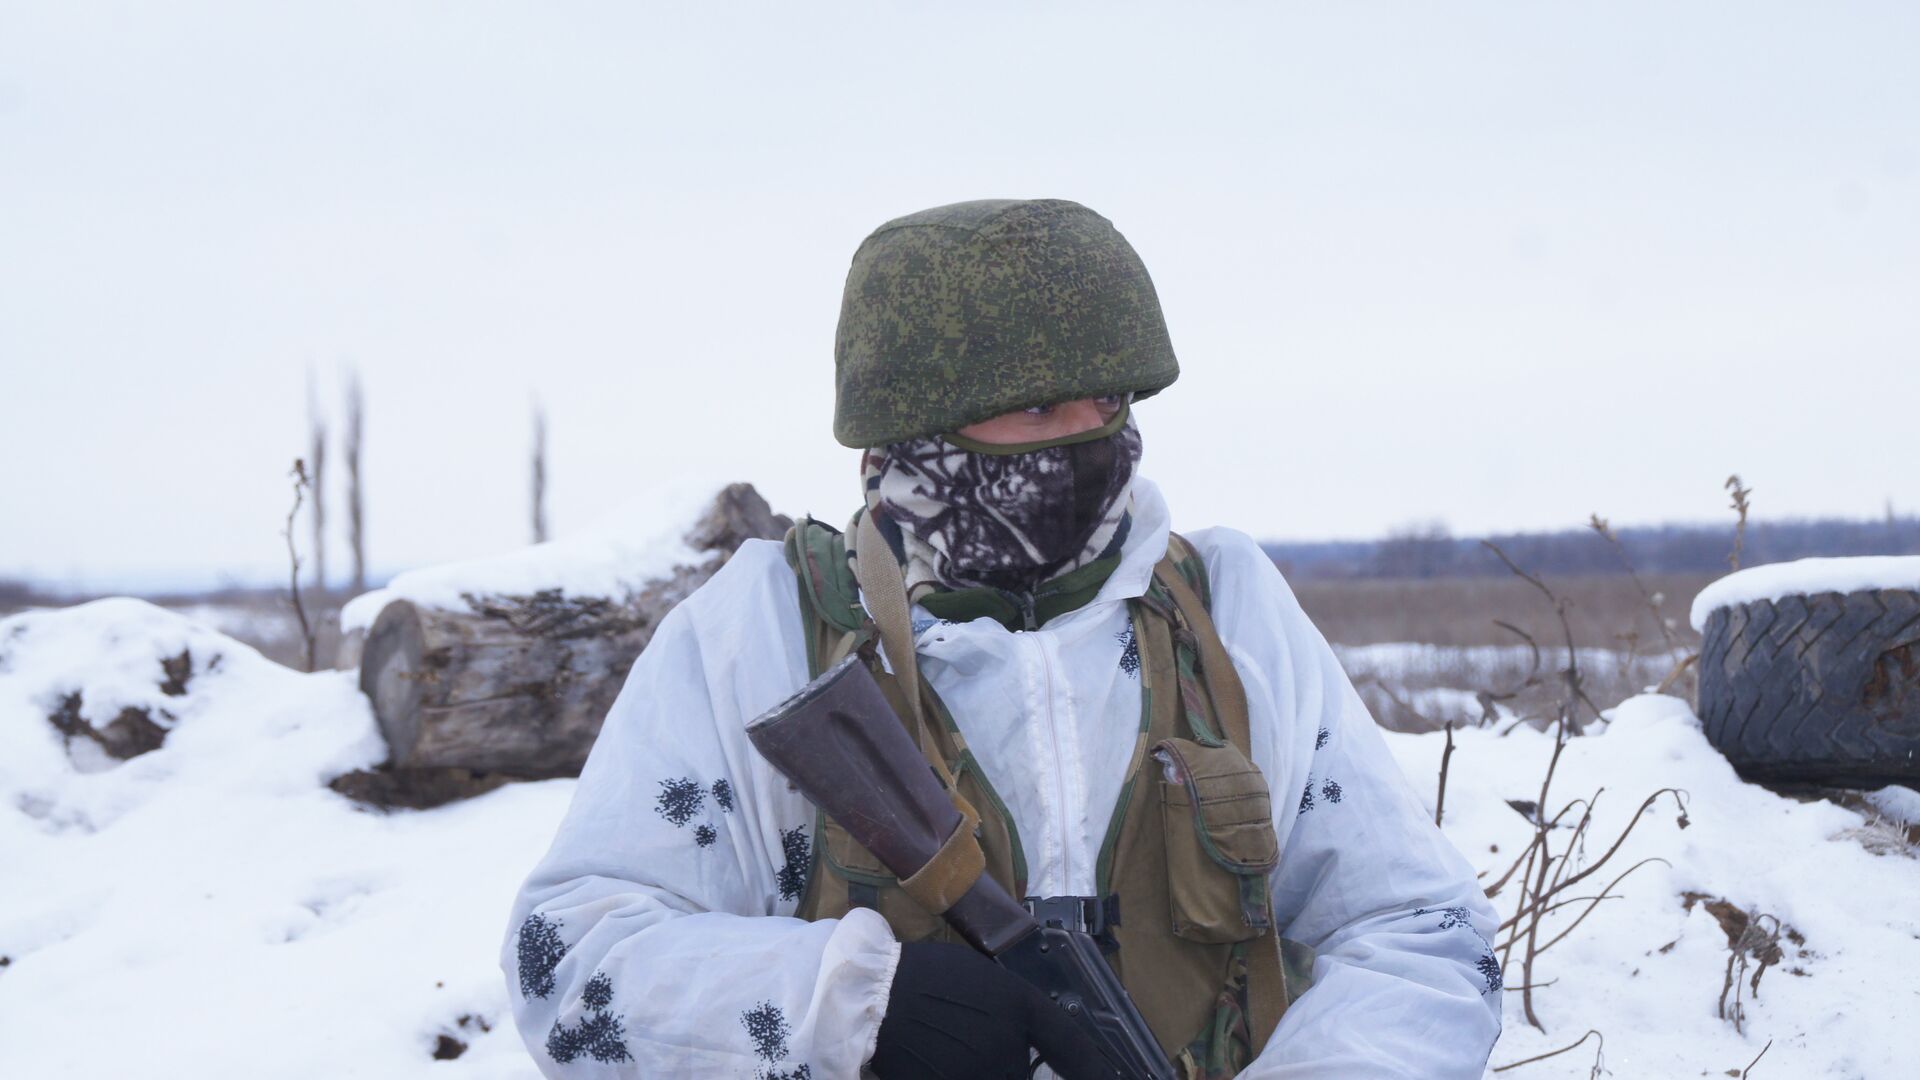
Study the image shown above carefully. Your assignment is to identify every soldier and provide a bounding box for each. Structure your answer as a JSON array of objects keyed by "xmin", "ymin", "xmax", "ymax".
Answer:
[{"xmin": 502, "ymin": 199, "xmax": 1502, "ymax": 1078}]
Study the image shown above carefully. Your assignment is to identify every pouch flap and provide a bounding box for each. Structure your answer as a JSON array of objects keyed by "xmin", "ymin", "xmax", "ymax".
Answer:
[
  {"xmin": 783, "ymin": 517, "xmax": 865, "ymax": 635},
  {"xmin": 1153, "ymin": 737, "xmax": 1279, "ymax": 874}
]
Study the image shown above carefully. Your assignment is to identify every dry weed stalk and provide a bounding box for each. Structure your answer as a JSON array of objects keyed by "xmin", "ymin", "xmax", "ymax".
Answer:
[
  {"xmin": 1718, "ymin": 906, "xmax": 1783, "ymax": 1036},
  {"xmin": 1478, "ymin": 540, "xmax": 1691, "ymax": 1031},
  {"xmin": 1356, "ymin": 673, "xmax": 1439, "ymax": 729},
  {"xmin": 1362, "ymin": 617, "xmax": 1545, "ymax": 828},
  {"xmin": 344, "ymin": 369, "xmax": 367, "ymax": 593},
  {"xmin": 1481, "ymin": 541, "xmax": 1604, "ymax": 732},
  {"xmin": 1435, "ymin": 719, "xmax": 1456, "ymax": 827},
  {"xmin": 531, "ymin": 397, "xmax": 550, "ymax": 544},
  {"xmin": 1588, "ymin": 513, "xmax": 1696, "ymax": 694},
  {"xmin": 1350, "ymin": 674, "xmax": 1463, "ymax": 826},
  {"xmin": 307, "ymin": 367, "xmax": 328, "ymax": 595},
  {"xmin": 1481, "ymin": 619, "xmax": 1545, "ymax": 732},
  {"xmin": 1587, "ymin": 514, "xmax": 1681, "ymax": 660},
  {"xmin": 283, "ymin": 458, "xmax": 317, "ymax": 673},
  {"xmin": 1483, "ymin": 713, "xmax": 1690, "ymax": 1029},
  {"xmin": 1653, "ymin": 653, "xmax": 1699, "ymax": 696},
  {"xmin": 1493, "ymin": 1028, "xmax": 1606, "ymax": 1076},
  {"xmin": 1724, "ymin": 475, "xmax": 1753, "ymax": 571}
]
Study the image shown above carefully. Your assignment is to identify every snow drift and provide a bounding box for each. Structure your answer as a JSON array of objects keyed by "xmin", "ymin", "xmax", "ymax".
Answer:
[
  {"xmin": 0, "ymin": 600, "xmax": 561, "ymax": 1076},
  {"xmin": 1389, "ymin": 695, "xmax": 1919, "ymax": 1078},
  {"xmin": 2, "ymin": 601, "xmax": 1915, "ymax": 1077}
]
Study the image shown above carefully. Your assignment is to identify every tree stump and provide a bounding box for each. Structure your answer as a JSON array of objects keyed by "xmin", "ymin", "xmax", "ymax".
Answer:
[{"xmin": 355, "ymin": 483, "xmax": 790, "ymax": 780}]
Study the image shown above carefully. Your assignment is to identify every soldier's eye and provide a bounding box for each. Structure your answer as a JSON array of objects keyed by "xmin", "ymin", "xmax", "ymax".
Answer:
[{"xmin": 1023, "ymin": 403, "xmax": 1056, "ymax": 416}]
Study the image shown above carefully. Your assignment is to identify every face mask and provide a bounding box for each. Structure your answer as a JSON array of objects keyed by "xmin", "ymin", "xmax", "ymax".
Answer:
[{"xmin": 862, "ymin": 407, "xmax": 1142, "ymax": 598}]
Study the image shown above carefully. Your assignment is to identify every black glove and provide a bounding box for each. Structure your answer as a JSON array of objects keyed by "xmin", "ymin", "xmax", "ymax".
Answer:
[{"xmin": 870, "ymin": 940, "xmax": 1111, "ymax": 1080}]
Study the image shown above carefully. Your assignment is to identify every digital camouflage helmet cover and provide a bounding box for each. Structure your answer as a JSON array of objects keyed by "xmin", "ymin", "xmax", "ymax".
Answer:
[{"xmin": 832, "ymin": 199, "xmax": 1179, "ymax": 448}]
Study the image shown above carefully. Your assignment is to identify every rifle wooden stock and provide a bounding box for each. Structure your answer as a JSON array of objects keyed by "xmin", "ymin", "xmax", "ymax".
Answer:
[
  {"xmin": 746, "ymin": 655, "xmax": 1035, "ymax": 954},
  {"xmin": 747, "ymin": 655, "xmax": 1176, "ymax": 1080}
]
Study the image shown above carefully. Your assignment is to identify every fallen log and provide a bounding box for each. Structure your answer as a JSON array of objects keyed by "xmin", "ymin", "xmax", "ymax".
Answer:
[{"xmin": 353, "ymin": 483, "xmax": 790, "ymax": 779}]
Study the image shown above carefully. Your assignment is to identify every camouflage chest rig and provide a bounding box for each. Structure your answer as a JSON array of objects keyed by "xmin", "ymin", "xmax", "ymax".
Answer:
[{"xmin": 783, "ymin": 512, "xmax": 1312, "ymax": 1078}]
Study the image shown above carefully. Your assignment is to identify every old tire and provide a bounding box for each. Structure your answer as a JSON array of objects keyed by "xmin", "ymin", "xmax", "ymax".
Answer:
[{"xmin": 1697, "ymin": 588, "xmax": 1920, "ymax": 787}]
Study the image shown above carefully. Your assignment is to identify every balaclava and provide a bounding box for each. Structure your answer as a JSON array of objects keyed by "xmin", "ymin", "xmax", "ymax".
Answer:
[{"xmin": 860, "ymin": 406, "xmax": 1143, "ymax": 604}]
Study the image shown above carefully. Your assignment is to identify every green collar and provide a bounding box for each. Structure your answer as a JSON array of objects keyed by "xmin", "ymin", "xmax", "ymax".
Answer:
[{"xmin": 917, "ymin": 553, "xmax": 1122, "ymax": 632}]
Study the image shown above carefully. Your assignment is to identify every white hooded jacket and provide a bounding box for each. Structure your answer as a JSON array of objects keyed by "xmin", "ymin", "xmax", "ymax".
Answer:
[{"xmin": 501, "ymin": 477, "xmax": 1503, "ymax": 1078}]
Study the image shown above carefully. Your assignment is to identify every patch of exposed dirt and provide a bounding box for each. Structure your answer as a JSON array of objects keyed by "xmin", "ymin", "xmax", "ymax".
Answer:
[
  {"xmin": 430, "ymin": 1012, "xmax": 494, "ymax": 1060},
  {"xmin": 43, "ymin": 650, "xmax": 211, "ymax": 762},
  {"xmin": 1682, "ymin": 892, "xmax": 1804, "ymax": 958},
  {"xmin": 47, "ymin": 691, "xmax": 170, "ymax": 761},
  {"xmin": 1681, "ymin": 892, "xmax": 1812, "ymax": 1035},
  {"xmin": 159, "ymin": 648, "xmax": 195, "ymax": 696},
  {"xmin": 328, "ymin": 766, "xmax": 515, "ymax": 810}
]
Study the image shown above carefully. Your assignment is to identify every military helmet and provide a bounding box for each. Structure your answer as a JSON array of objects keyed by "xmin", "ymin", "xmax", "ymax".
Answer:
[{"xmin": 832, "ymin": 199, "xmax": 1179, "ymax": 448}]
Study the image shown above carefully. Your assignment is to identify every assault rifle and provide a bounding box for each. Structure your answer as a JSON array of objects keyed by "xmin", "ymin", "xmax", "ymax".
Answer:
[{"xmin": 747, "ymin": 654, "xmax": 1175, "ymax": 1080}]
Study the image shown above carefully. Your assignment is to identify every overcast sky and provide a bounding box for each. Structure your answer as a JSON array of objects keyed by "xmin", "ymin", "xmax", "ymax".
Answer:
[{"xmin": 3, "ymin": 2, "xmax": 1916, "ymax": 592}]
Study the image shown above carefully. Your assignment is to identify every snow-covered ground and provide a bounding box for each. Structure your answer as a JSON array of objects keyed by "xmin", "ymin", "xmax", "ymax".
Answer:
[
  {"xmin": 1333, "ymin": 642, "xmax": 1649, "ymax": 684},
  {"xmin": 3, "ymin": 601, "xmax": 1915, "ymax": 1078},
  {"xmin": 0, "ymin": 599, "xmax": 560, "ymax": 1077},
  {"xmin": 1393, "ymin": 695, "xmax": 1919, "ymax": 1078},
  {"xmin": 1333, "ymin": 642, "xmax": 1690, "ymax": 733}
]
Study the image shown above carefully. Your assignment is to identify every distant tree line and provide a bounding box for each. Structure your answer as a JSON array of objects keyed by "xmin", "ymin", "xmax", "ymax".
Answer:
[{"xmin": 1265, "ymin": 515, "xmax": 1920, "ymax": 581}]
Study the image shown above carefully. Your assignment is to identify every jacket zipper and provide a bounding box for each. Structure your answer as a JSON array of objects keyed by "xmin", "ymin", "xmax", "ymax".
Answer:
[{"xmin": 1034, "ymin": 632, "xmax": 1072, "ymax": 893}]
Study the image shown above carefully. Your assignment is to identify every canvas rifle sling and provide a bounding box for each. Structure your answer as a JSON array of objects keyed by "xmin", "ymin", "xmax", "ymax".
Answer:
[{"xmin": 851, "ymin": 510, "xmax": 988, "ymax": 911}]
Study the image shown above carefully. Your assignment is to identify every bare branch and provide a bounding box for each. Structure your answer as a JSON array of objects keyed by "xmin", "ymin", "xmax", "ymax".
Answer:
[
  {"xmin": 1481, "ymin": 540, "xmax": 1602, "ymax": 731},
  {"xmin": 1478, "ymin": 619, "xmax": 1544, "ymax": 725},
  {"xmin": 1536, "ymin": 858, "xmax": 1671, "ymax": 954},
  {"xmin": 1355, "ymin": 673, "xmax": 1439, "ymax": 730},
  {"xmin": 282, "ymin": 459, "xmax": 317, "ymax": 673},
  {"xmin": 1552, "ymin": 789, "xmax": 1689, "ymax": 897},
  {"xmin": 1654, "ymin": 652, "xmax": 1699, "ymax": 696},
  {"xmin": 1589, "ymin": 512, "xmax": 1683, "ymax": 666},
  {"xmin": 1493, "ymin": 1029, "xmax": 1604, "ymax": 1073}
]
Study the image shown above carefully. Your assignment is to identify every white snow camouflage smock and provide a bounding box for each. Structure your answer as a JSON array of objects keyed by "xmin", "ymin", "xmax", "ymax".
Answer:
[{"xmin": 501, "ymin": 478, "xmax": 1503, "ymax": 1078}]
